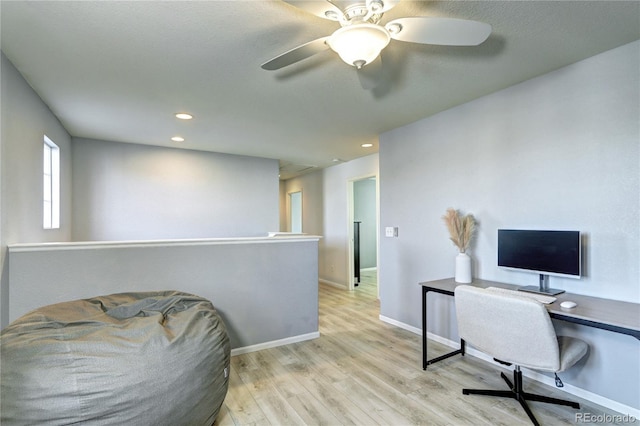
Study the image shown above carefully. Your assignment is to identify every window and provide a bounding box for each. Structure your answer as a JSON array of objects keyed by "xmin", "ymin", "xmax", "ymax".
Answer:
[{"xmin": 43, "ymin": 135, "xmax": 60, "ymax": 229}]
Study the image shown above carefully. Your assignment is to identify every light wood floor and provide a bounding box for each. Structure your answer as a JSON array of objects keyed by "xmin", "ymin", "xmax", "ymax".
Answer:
[{"xmin": 216, "ymin": 271, "xmax": 624, "ymax": 425}]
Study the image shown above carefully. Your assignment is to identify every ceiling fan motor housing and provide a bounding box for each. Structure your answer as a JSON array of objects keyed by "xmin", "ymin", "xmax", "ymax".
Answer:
[{"xmin": 340, "ymin": 0, "xmax": 385, "ymax": 25}]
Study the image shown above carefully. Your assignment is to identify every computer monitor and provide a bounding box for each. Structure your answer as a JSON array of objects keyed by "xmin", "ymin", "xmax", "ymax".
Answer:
[{"xmin": 497, "ymin": 229, "xmax": 581, "ymax": 295}]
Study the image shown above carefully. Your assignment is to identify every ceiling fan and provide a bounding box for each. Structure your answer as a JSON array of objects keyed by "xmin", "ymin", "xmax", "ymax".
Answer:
[{"xmin": 262, "ymin": 0, "xmax": 492, "ymax": 79}]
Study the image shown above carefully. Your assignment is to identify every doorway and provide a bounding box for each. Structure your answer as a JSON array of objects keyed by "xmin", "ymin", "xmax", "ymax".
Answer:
[
  {"xmin": 348, "ymin": 176, "xmax": 379, "ymax": 296},
  {"xmin": 288, "ymin": 191, "xmax": 302, "ymax": 233}
]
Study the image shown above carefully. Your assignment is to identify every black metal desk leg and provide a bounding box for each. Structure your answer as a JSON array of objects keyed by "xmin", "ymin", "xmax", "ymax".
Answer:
[
  {"xmin": 426, "ymin": 347, "xmax": 464, "ymax": 367},
  {"xmin": 422, "ymin": 287, "xmax": 465, "ymax": 369},
  {"xmin": 422, "ymin": 286, "xmax": 428, "ymax": 369}
]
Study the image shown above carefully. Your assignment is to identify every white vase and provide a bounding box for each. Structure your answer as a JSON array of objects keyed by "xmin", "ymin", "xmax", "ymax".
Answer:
[{"xmin": 455, "ymin": 252, "xmax": 472, "ymax": 283}]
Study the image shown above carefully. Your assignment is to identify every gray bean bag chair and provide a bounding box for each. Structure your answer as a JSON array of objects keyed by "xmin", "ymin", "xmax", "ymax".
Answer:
[{"xmin": 1, "ymin": 291, "xmax": 230, "ymax": 425}]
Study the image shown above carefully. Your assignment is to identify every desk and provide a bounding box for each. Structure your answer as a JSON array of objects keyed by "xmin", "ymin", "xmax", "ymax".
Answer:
[{"xmin": 420, "ymin": 278, "xmax": 640, "ymax": 370}]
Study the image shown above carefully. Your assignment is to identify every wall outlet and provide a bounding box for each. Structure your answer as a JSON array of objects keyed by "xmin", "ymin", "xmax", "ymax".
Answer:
[{"xmin": 385, "ymin": 227, "xmax": 398, "ymax": 237}]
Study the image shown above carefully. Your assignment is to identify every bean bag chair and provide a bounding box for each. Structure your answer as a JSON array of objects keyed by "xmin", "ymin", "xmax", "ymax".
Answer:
[{"xmin": 1, "ymin": 291, "xmax": 230, "ymax": 425}]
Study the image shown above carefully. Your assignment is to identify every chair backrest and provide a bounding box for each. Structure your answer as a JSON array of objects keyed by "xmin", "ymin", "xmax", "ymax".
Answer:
[{"xmin": 454, "ymin": 285, "xmax": 560, "ymax": 372}]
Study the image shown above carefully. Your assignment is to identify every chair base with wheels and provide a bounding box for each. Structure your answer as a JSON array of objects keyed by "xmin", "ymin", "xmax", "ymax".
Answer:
[{"xmin": 463, "ymin": 365, "xmax": 579, "ymax": 426}]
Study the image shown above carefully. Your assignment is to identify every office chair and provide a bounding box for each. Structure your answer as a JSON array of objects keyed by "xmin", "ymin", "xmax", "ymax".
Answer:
[{"xmin": 454, "ymin": 285, "xmax": 588, "ymax": 426}]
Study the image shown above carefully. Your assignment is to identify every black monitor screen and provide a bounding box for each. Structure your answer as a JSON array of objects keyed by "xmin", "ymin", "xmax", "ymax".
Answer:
[{"xmin": 498, "ymin": 230, "xmax": 581, "ymax": 277}]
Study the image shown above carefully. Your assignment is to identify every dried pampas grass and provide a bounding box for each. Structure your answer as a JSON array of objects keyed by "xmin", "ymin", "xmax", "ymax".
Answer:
[{"xmin": 442, "ymin": 208, "xmax": 476, "ymax": 253}]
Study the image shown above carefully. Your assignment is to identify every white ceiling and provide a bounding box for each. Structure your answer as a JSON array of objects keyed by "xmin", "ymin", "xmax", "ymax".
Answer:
[{"xmin": 2, "ymin": 1, "xmax": 639, "ymax": 179}]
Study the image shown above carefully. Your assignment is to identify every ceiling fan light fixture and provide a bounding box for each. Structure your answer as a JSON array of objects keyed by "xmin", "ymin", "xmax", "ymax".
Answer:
[{"xmin": 328, "ymin": 24, "xmax": 390, "ymax": 68}]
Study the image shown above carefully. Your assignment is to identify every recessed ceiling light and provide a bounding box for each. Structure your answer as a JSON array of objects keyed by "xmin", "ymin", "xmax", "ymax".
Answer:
[
  {"xmin": 361, "ymin": 143, "xmax": 374, "ymax": 148},
  {"xmin": 175, "ymin": 113, "xmax": 193, "ymax": 120},
  {"xmin": 171, "ymin": 136, "xmax": 185, "ymax": 142}
]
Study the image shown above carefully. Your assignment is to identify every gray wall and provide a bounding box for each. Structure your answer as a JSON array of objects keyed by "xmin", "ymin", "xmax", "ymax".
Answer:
[
  {"xmin": 1, "ymin": 53, "xmax": 73, "ymax": 326},
  {"xmin": 379, "ymin": 41, "xmax": 639, "ymax": 410},
  {"xmin": 322, "ymin": 155, "xmax": 378, "ymax": 287},
  {"xmin": 0, "ymin": 54, "xmax": 73, "ymax": 246},
  {"xmin": 1, "ymin": 52, "xmax": 283, "ymax": 328},
  {"xmin": 354, "ymin": 178, "xmax": 377, "ymax": 269},
  {"xmin": 283, "ymin": 172, "xmax": 324, "ymax": 237},
  {"xmin": 9, "ymin": 238, "xmax": 320, "ymax": 350},
  {"xmin": 285, "ymin": 154, "xmax": 379, "ymax": 288},
  {"xmin": 72, "ymin": 138, "xmax": 279, "ymax": 240}
]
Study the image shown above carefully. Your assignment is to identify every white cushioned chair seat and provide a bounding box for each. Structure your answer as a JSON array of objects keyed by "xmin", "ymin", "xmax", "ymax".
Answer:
[{"xmin": 557, "ymin": 335, "xmax": 588, "ymax": 372}]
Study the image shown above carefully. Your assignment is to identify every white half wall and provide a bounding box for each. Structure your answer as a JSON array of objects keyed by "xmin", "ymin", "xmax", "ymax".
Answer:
[
  {"xmin": 379, "ymin": 41, "xmax": 639, "ymax": 410},
  {"xmin": 8, "ymin": 236, "xmax": 320, "ymax": 350}
]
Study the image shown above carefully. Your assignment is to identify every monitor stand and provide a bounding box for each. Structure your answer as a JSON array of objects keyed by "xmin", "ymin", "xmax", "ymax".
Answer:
[{"xmin": 518, "ymin": 274, "xmax": 565, "ymax": 296}]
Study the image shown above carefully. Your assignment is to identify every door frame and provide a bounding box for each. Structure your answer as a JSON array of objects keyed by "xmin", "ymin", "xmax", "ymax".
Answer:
[{"xmin": 347, "ymin": 174, "xmax": 380, "ymax": 294}]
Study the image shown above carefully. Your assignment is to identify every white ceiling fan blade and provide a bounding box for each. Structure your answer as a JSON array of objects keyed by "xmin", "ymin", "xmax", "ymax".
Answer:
[
  {"xmin": 281, "ymin": 1, "xmax": 343, "ymax": 21},
  {"xmin": 261, "ymin": 37, "xmax": 330, "ymax": 70},
  {"xmin": 386, "ymin": 17, "xmax": 492, "ymax": 46}
]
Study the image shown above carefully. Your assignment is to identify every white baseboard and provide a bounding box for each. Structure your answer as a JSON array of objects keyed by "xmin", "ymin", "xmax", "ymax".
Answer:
[
  {"xmin": 378, "ymin": 315, "xmax": 640, "ymax": 419},
  {"xmin": 230, "ymin": 331, "xmax": 320, "ymax": 356},
  {"xmin": 319, "ymin": 278, "xmax": 348, "ymax": 290},
  {"xmin": 379, "ymin": 314, "xmax": 422, "ymax": 335},
  {"xmin": 361, "ymin": 267, "xmax": 377, "ymax": 272}
]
